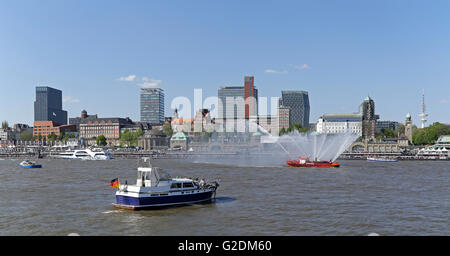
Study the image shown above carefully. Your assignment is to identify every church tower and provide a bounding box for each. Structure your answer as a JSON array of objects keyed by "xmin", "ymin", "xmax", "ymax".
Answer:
[{"xmin": 173, "ymin": 108, "xmax": 179, "ymax": 119}]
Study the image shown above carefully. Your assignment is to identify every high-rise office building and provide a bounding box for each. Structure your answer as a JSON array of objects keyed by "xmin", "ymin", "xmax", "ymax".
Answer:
[
  {"xmin": 140, "ymin": 88, "xmax": 164, "ymax": 124},
  {"xmin": 218, "ymin": 76, "xmax": 258, "ymax": 120},
  {"xmin": 244, "ymin": 76, "xmax": 258, "ymax": 119},
  {"xmin": 360, "ymin": 96, "xmax": 379, "ymax": 139},
  {"xmin": 277, "ymin": 105, "xmax": 290, "ymax": 131},
  {"xmin": 34, "ymin": 86, "xmax": 68, "ymax": 125},
  {"xmin": 218, "ymin": 86, "xmax": 245, "ymax": 120},
  {"xmin": 279, "ymin": 90, "xmax": 310, "ymax": 128}
]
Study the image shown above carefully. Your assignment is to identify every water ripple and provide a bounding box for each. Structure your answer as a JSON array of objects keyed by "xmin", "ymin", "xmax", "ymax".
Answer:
[{"xmin": 0, "ymin": 158, "xmax": 449, "ymax": 235}]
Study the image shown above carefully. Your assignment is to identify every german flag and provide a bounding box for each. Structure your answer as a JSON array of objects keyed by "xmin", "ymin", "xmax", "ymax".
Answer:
[{"xmin": 109, "ymin": 178, "xmax": 120, "ymax": 188}]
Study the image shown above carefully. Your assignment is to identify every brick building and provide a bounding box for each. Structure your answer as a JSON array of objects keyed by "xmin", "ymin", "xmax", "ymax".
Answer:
[
  {"xmin": 80, "ymin": 117, "xmax": 134, "ymax": 140},
  {"xmin": 33, "ymin": 121, "xmax": 77, "ymax": 137}
]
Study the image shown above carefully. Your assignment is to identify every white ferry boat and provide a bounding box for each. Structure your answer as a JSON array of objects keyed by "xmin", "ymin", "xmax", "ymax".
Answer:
[
  {"xmin": 55, "ymin": 148, "xmax": 112, "ymax": 160},
  {"xmin": 367, "ymin": 157, "xmax": 398, "ymax": 162},
  {"xmin": 416, "ymin": 136, "xmax": 450, "ymax": 159},
  {"xmin": 112, "ymin": 158, "xmax": 219, "ymax": 210}
]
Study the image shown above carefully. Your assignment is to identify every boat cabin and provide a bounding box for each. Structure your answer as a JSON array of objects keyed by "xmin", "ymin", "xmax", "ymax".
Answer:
[
  {"xmin": 135, "ymin": 167, "xmax": 198, "ymax": 189},
  {"xmin": 298, "ymin": 157, "xmax": 309, "ymax": 164},
  {"xmin": 136, "ymin": 167, "xmax": 171, "ymax": 187},
  {"xmin": 170, "ymin": 180, "xmax": 195, "ymax": 190},
  {"xmin": 75, "ymin": 151, "xmax": 90, "ymax": 158}
]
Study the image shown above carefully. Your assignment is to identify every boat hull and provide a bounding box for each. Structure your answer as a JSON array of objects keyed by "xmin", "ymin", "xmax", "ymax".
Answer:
[
  {"xmin": 57, "ymin": 156, "xmax": 112, "ymax": 160},
  {"xmin": 367, "ymin": 158, "xmax": 398, "ymax": 162},
  {"xmin": 113, "ymin": 190, "xmax": 215, "ymax": 210},
  {"xmin": 20, "ymin": 165, "xmax": 42, "ymax": 168},
  {"xmin": 286, "ymin": 160, "xmax": 339, "ymax": 168}
]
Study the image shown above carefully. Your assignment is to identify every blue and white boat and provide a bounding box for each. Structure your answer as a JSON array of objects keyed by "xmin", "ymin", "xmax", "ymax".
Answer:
[
  {"xmin": 367, "ymin": 157, "xmax": 398, "ymax": 162},
  {"xmin": 20, "ymin": 160, "xmax": 42, "ymax": 168},
  {"xmin": 113, "ymin": 158, "xmax": 219, "ymax": 210}
]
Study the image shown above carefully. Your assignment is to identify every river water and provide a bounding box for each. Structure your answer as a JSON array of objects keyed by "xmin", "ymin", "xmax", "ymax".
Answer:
[{"xmin": 0, "ymin": 157, "xmax": 448, "ymax": 235}]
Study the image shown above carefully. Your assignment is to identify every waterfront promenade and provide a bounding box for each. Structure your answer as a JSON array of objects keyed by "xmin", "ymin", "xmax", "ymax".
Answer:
[{"xmin": 0, "ymin": 148, "xmax": 238, "ymax": 159}]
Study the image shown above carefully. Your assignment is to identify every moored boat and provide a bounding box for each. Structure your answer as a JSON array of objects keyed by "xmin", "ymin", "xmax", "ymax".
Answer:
[
  {"xmin": 286, "ymin": 157, "xmax": 340, "ymax": 168},
  {"xmin": 112, "ymin": 158, "xmax": 219, "ymax": 210},
  {"xmin": 367, "ymin": 157, "xmax": 398, "ymax": 162},
  {"xmin": 20, "ymin": 160, "xmax": 42, "ymax": 168},
  {"xmin": 54, "ymin": 148, "xmax": 112, "ymax": 160}
]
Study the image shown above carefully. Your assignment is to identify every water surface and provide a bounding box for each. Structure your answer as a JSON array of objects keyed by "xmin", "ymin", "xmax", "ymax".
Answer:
[{"xmin": 0, "ymin": 158, "xmax": 448, "ymax": 235}]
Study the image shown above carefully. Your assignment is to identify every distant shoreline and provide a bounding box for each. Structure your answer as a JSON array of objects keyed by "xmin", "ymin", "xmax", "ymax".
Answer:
[{"xmin": 0, "ymin": 151, "xmax": 448, "ymax": 161}]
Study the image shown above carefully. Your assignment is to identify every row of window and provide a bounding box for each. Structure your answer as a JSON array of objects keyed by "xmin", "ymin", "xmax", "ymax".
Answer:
[
  {"xmin": 81, "ymin": 131, "xmax": 118, "ymax": 135},
  {"xmin": 81, "ymin": 128, "xmax": 118, "ymax": 131},
  {"xmin": 170, "ymin": 182, "xmax": 195, "ymax": 189},
  {"xmin": 81, "ymin": 133, "xmax": 118, "ymax": 137},
  {"xmin": 81, "ymin": 125, "xmax": 117, "ymax": 127}
]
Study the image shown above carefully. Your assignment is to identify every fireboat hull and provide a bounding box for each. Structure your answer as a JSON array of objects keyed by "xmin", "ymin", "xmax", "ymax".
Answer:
[{"xmin": 286, "ymin": 160, "xmax": 340, "ymax": 168}]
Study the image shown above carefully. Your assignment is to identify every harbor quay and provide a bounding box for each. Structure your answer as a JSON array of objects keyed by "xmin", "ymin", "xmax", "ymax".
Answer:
[
  {"xmin": 0, "ymin": 146, "xmax": 238, "ymax": 159},
  {"xmin": 338, "ymin": 153, "xmax": 449, "ymax": 161},
  {"xmin": 0, "ymin": 145, "xmax": 448, "ymax": 161},
  {"xmin": 1, "ymin": 128, "xmax": 449, "ymax": 161}
]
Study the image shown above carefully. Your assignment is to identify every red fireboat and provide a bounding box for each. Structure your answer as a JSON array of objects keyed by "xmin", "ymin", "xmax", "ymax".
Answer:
[{"xmin": 286, "ymin": 157, "xmax": 340, "ymax": 168}]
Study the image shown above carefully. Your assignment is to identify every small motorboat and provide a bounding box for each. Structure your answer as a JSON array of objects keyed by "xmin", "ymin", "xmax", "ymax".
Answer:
[
  {"xmin": 112, "ymin": 158, "xmax": 219, "ymax": 210},
  {"xmin": 286, "ymin": 157, "xmax": 340, "ymax": 168},
  {"xmin": 367, "ymin": 157, "xmax": 398, "ymax": 162},
  {"xmin": 20, "ymin": 160, "xmax": 42, "ymax": 168}
]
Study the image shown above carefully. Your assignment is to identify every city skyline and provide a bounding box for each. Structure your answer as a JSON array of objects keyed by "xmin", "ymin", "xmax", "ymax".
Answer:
[{"xmin": 1, "ymin": 0, "xmax": 450, "ymax": 126}]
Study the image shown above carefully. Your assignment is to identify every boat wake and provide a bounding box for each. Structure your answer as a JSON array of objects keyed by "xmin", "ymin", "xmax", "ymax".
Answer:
[{"xmin": 101, "ymin": 210, "xmax": 122, "ymax": 214}]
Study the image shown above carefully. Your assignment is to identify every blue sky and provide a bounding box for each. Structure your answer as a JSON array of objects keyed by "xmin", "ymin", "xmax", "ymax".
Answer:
[{"xmin": 1, "ymin": 0, "xmax": 449, "ymax": 126}]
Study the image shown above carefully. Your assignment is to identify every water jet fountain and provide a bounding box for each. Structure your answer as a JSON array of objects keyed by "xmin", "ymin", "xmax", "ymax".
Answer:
[
  {"xmin": 188, "ymin": 120, "xmax": 359, "ymax": 168},
  {"xmin": 255, "ymin": 123, "xmax": 359, "ymax": 167}
]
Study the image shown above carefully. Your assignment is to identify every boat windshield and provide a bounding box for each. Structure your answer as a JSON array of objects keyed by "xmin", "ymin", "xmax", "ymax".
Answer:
[
  {"xmin": 138, "ymin": 168, "xmax": 169, "ymax": 187},
  {"xmin": 154, "ymin": 167, "xmax": 171, "ymax": 181},
  {"xmin": 137, "ymin": 158, "xmax": 171, "ymax": 185},
  {"xmin": 138, "ymin": 157, "xmax": 153, "ymax": 168}
]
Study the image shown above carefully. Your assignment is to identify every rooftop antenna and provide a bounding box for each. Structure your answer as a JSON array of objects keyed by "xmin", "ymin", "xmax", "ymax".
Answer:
[{"xmin": 419, "ymin": 89, "xmax": 428, "ymax": 128}]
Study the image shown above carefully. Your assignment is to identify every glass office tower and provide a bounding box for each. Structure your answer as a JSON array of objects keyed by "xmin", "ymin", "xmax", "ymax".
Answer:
[
  {"xmin": 140, "ymin": 88, "xmax": 165, "ymax": 124},
  {"xmin": 34, "ymin": 86, "xmax": 68, "ymax": 125},
  {"xmin": 280, "ymin": 90, "xmax": 310, "ymax": 129},
  {"xmin": 218, "ymin": 86, "xmax": 245, "ymax": 120}
]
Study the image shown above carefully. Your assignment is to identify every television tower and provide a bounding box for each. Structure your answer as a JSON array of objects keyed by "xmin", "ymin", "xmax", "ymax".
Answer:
[{"xmin": 419, "ymin": 89, "xmax": 428, "ymax": 128}]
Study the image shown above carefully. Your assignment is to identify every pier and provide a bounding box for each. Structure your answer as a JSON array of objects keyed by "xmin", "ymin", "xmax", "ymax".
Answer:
[
  {"xmin": 0, "ymin": 149, "xmax": 239, "ymax": 159},
  {"xmin": 338, "ymin": 152, "xmax": 449, "ymax": 161},
  {"xmin": 1, "ymin": 149, "xmax": 448, "ymax": 160}
]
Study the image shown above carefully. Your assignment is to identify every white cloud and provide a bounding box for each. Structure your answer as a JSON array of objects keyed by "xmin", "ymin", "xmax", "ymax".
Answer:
[
  {"xmin": 63, "ymin": 96, "xmax": 80, "ymax": 103},
  {"xmin": 117, "ymin": 75, "xmax": 162, "ymax": 87},
  {"xmin": 117, "ymin": 75, "xmax": 137, "ymax": 81},
  {"xmin": 137, "ymin": 79, "xmax": 162, "ymax": 88},
  {"xmin": 265, "ymin": 69, "xmax": 288, "ymax": 74},
  {"xmin": 292, "ymin": 64, "xmax": 311, "ymax": 70},
  {"xmin": 440, "ymin": 99, "xmax": 449, "ymax": 104}
]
